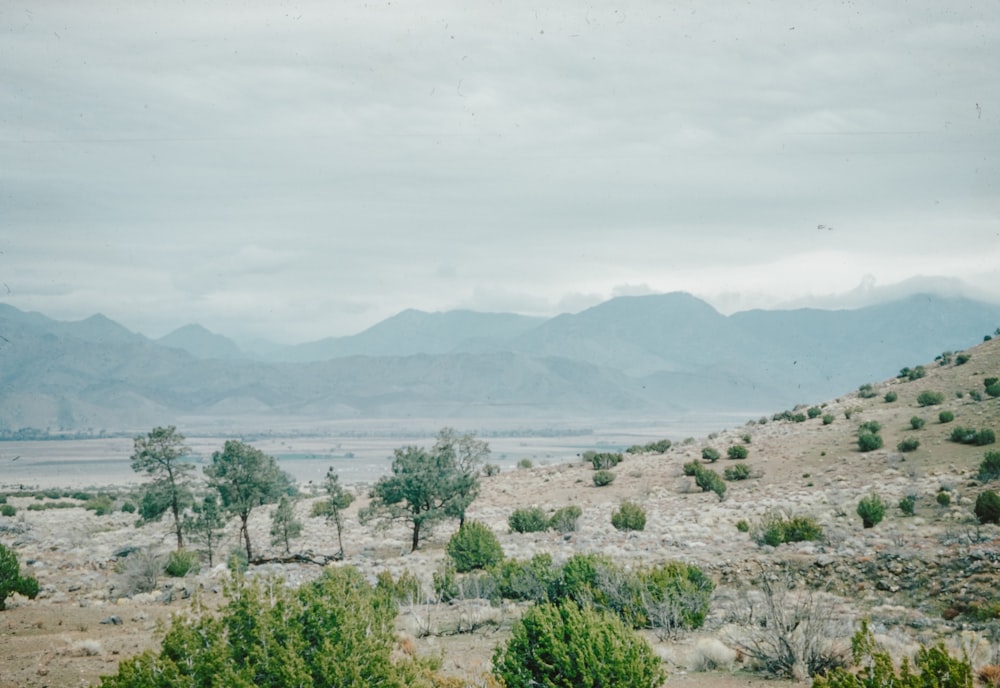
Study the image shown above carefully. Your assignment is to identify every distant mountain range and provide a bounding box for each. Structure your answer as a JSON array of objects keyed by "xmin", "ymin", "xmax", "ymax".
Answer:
[{"xmin": 1, "ymin": 293, "xmax": 999, "ymax": 434}]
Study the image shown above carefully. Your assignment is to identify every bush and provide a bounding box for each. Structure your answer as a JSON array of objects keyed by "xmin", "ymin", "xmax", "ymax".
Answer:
[
  {"xmin": 548, "ymin": 505, "xmax": 582, "ymax": 533},
  {"xmin": 978, "ymin": 451, "xmax": 1000, "ymax": 482},
  {"xmin": 899, "ymin": 495, "xmax": 916, "ymax": 516},
  {"xmin": 910, "ymin": 416, "xmax": 926, "ymax": 430},
  {"xmin": 883, "ymin": 391, "xmax": 898, "ymax": 403},
  {"xmin": 939, "ymin": 410, "xmax": 955, "ymax": 423},
  {"xmin": 986, "ymin": 383, "xmax": 1000, "ymax": 398},
  {"xmin": 589, "ymin": 452, "xmax": 623, "ymax": 470},
  {"xmin": 509, "ymin": 507, "xmax": 549, "ymax": 534},
  {"xmin": 970, "ymin": 390, "xmax": 984, "ymax": 402},
  {"xmin": 119, "ymin": 548, "xmax": 165, "ymax": 595},
  {"xmin": 701, "ymin": 447, "xmax": 720, "ymax": 462},
  {"xmin": 858, "ymin": 421, "xmax": 882, "ymax": 435},
  {"xmin": 626, "ymin": 439, "xmax": 672, "ymax": 454},
  {"xmin": 694, "ymin": 466, "xmax": 727, "ymax": 500},
  {"xmin": 975, "ymin": 491, "xmax": 1000, "ymax": 525},
  {"xmin": 858, "ymin": 383, "xmax": 877, "ymax": 398},
  {"xmin": 951, "ymin": 427, "xmax": 996, "ymax": 446},
  {"xmin": 977, "ymin": 429, "xmax": 996, "ymax": 446},
  {"xmin": 792, "ymin": 413, "xmax": 808, "ymax": 423},
  {"xmin": 0, "ymin": 543, "xmax": 39, "ymax": 610},
  {"xmin": 936, "ymin": 491, "xmax": 952, "ymax": 507},
  {"xmin": 754, "ymin": 513, "xmax": 823, "ymax": 546},
  {"xmin": 516, "ymin": 458, "xmax": 532, "ymax": 469},
  {"xmin": 956, "ymin": 353, "xmax": 971, "ymax": 365},
  {"xmin": 822, "ymin": 414, "xmax": 835, "ymax": 425},
  {"xmin": 724, "ymin": 464, "xmax": 751, "ymax": 481},
  {"xmin": 164, "ymin": 550, "xmax": 199, "ymax": 577},
  {"xmin": 857, "ymin": 492, "xmax": 886, "ymax": 528},
  {"xmin": 917, "ymin": 390, "xmax": 945, "ymax": 406},
  {"xmin": 736, "ymin": 519, "xmax": 750, "ymax": 532},
  {"xmin": 857, "ymin": 432, "xmax": 883, "ymax": 452},
  {"xmin": 612, "ymin": 501, "xmax": 646, "ymax": 531},
  {"xmin": 84, "ymin": 495, "xmax": 114, "ymax": 516},
  {"xmin": 0, "ymin": 504, "xmax": 14, "ymax": 517},
  {"xmin": 482, "ymin": 463, "xmax": 501, "ymax": 477},
  {"xmin": 593, "ymin": 469, "xmax": 616, "ymax": 487},
  {"xmin": 446, "ymin": 521, "xmax": 504, "ymax": 572},
  {"xmin": 897, "ymin": 437, "xmax": 920, "ymax": 453},
  {"xmin": 682, "ymin": 461, "xmax": 701, "ymax": 476},
  {"xmin": 727, "ymin": 444, "xmax": 748, "ymax": 460},
  {"xmin": 808, "ymin": 406, "xmax": 822, "ymax": 418},
  {"xmin": 120, "ymin": 501, "xmax": 136, "ymax": 513},
  {"xmin": 900, "ymin": 365, "xmax": 927, "ymax": 381},
  {"xmin": 492, "ymin": 601, "xmax": 665, "ymax": 688}
]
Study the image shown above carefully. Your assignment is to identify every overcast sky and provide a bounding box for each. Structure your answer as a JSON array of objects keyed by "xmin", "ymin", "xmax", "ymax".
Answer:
[{"xmin": 2, "ymin": 1, "xmax": 998, "ymax": 344}]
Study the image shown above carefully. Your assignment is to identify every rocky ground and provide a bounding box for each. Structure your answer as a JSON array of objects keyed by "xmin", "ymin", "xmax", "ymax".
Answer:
[{"xmin": 1, "ymin": 337, "xmax": 999, "ymax": 687}]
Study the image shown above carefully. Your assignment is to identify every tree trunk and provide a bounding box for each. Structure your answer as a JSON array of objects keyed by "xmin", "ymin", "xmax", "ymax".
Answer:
[
  {"xmin": 411, "ymin": 520, "xmax": 420, "ymax": 552},
  {"xmin": 241, "ymin": 515, "xmax": 253, "ymax": 560}
]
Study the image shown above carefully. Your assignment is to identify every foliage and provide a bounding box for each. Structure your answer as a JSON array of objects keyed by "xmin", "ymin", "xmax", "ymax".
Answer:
[
  {"xmin": 937, "ymin": 491, "xmax": 951, "ymax": 507},
  {"xmin": 727, "ymin": 444, "xmax": 749, "ymax": 460},
  {"xmin": 856, "ymin": 493, "xmax": 885, "ymax": 528},
  {"xmin": 204, "ymin": 439, "xmax": 294, "ymax": 560},
  {"xmin": 483, "ymin": 463, "xmax": 501, "ymax": 477},
  {"xmin": 315, "ymin": 467, "xmax": 354, "ymax": 558},
  {"xmin": 611, "ymin": 501, "xmax": 646, "ymax": 531},
  {"xmin": 682, "ymin": 460, "xmax": 701, "ymax": 476},
  {"xmin": 808, "ymin": 406, "xmax": 823, "ymax": 418},
  {"xmin": 118, "ymin": 548, "xmax": 164, "ymax": 596},
  {"xmin": 588, "ymin": 451, "xmax": 624, "ymax": 469},
  {"xmin": 516, "ymin": 458, "xmax": 533, "ymax": 469},
  {"xmin": 164, "ymin": 550, "xmax": 200, "ymax": 577},
  {"xmin": 183, "ymin": 493, "xmax": 226, "ymax": 567},
  {"xmin": 858, "ymin": 421, "xmax": 881, "ymax": 435},
  {"xmin": 754, "ymin": 513, "xmax": 824, "ymax": 546},
  {"xmin": 898, "ymin": 495, "xmax": 916, "ymax": 516},
  {"xmin": 0, "ymin": 504, "xmax": 14, "ymax": 517},
  {"xmin": 270, "ymin": 495, "xmax": 303, "ymax": 554},
  {"xmin": 883, "ymin": 391, "xmax": 897, "ymax": 403},
  {"xmin": 811, "ymin": 620, "xmax": 972, "ymax": 687},
  {"xmin": 121, "ymin": 501, "xmax": 136, "ymax": 513},
  {"xmin": 978, "ymin": 451, "xmax": 1000, "ymax": 482},
  {"xmin": 897, "ymin": 437, "xmax": 920, "ymax": 453},
  {"xmin": 694, "ymin": 466, "xmax": 727, "ymax": 500},
  {"xmin": 974, "ymin": 491, "xmax": 1000, "ymax": 525},
  {"xmin": 508, "ymin": 507, "xmax": 549, "ymax": 533},
  {"xmin": 592, "ymin": 469, "xmax": 616, "ymax": 487},
  {"xmin": 85, "ymin": 495, "xmax": 115, "ymax": 516},
  {"xmin": 547, "ymin": 505, "xmax": 582, "ymax": 533},
  {"xmin": 939, "ymin": 410, "xmax": 955, "ymax": 423},
  {"xmin": 858, "ymin": 383, "xmax": 878, "ymax": 399},
  {"xmin": 725, "ymin": 464, "xmax": 751, "ymax": 481},
  {"xmin": 736, "ymin": 519, "xmax": 750, "ymax": 532},
  {"xmin": 446, "ymin": 521, "xmax": 504, "ymax": 572},
  {"xmin": 491, "ymin": 601, "xmax": 665, "ymax": 688},
  {"xmin": 956, "ymin": 353, "xmax": 971, "ymax": 365},
  {"xmin": 131, "ymin": 426, "xmax": 195, "ymax": 551},
  {"xmin": 950, "ymin": 427, "xmax": 996, "ymax": 446},
  {"xmin": 822, "ymin": 414, "xmax": 835, "ymax": 425},
  {"xmin": 701, "ymin": 447, "xmax": 721, "ymax": 462},
  {"xmin": 0, "ymin": 543, "xmax": 39, "ymax": 611},
  {"xmin": 917, "ymin": 390, "xmax": 945, "ymax": 406},
  {"xmin": 361, "ymin": 429, "xmax": 486, "ymax": 551},
  {"xmin": 910, "ymin": 416, "xmax": 926, "ymax": 430},
  {"xmin": 857, "ymin": 432, "xmax": 883, "ymax": 452},
  {"xmin": 986, "ymin": 383, "xmax": 1000, "ymax": 398},
  {"xmin": 98, "ymin": 566, "xmax": 439, "ymax": 688},
  {"xmin": 626, "ymin": 439, "xmax": 672, "ymax": 454},
  {"xmin": 899, "ymin": 365, "xmax": 927, "ymax": 381}
]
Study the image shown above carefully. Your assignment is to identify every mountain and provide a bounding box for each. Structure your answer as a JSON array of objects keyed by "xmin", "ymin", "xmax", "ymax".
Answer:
[{"xmin": 157, "ymin": 324, "xmax": 246, "ymax": 360}]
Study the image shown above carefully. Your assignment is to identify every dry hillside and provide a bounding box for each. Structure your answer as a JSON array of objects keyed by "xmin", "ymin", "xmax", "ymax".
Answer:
[{"xmin": 1, "ymin": 335, "xmax": 999, "ymax": 687}]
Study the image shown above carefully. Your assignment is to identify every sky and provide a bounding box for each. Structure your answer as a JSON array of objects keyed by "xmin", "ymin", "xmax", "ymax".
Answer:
[{"xmin": 2, "ymin": 1, "xmax": 998, "ymax": 345}]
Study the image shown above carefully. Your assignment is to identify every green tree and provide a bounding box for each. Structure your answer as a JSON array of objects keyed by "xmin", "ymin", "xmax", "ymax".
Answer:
[
  {"xmin": 433, "ymin": 427, "xmax": 490, "ymax": 527},
  {"xmin": 0, "ymin": 543, "xmax": 39, "ymax": 611},
  {"xmin": 130, "ymin": 426, "xmax": 195, "ymax": 550},
  {"xmin": 316, "ymin": 467, "xmax": 354, "ymax": 559},
  {"xmin": 857, "ymin": 493, "xmax": 886, "ymax": 528},
  {"xmin": 361, "ymin": 433, "xmax": 483, "ymax": 552},
  {"xmin": 183, "ymin": 493, "xmax": 226, "ymax": 567},
  {"xmin": 446, "ymin": 520, "xmax": 504, "ymax": 572},
  {"xmin": 270, "ymin": 495, "xmax": 303, "ymax": 554},
  {"xmin": 204, "ymin": 440, "xmax": 293, "ymax": 561}
]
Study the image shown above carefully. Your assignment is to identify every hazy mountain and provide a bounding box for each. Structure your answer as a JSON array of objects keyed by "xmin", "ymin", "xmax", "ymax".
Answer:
[{"xmin": 157, "ymin": 324, "xmax": 246, "ymax": 360}]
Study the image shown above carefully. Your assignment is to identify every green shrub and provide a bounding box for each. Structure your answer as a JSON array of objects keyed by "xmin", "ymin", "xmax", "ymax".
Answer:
[
  {"xmin": 626, "ymin": 439, "xmax": 672, "ymax": 454},
  {"xmin": 84, "ymin": 495, "xmax": 114, "ymax": 516},
  {"xmin": 970, "ymin": 390, "xmax": 983, "ymax": 401},
  {"xmin": 939, "ymin": 410, "xmax": 955, "ymax": 423},
  {"xmin": 897, "ymin": 437, "xmax": 920, "ymax": 453},
  {"xmin": 446, "ymin": 521, "xmax": 504, "ymax": 572},
  {"xmin": 808, "ymin": 406, "xmax": 822, "ymax": 418},
  {"xmin": 682, "ymin": 461, "xmax": 701, "ymax": 476},
  {"xmin": 516, "ymin": 458, "xmax": 533, "ymax": 469},
  {"xmin": 724, "ymin": 464, "xmax": 750, "ymax": 481},
  {"xmin": 936, "ymin": 351, "xmax": 953, "ymax": 365},
  {"xmin": 376, "ymin": 569, "xmax": 423, "ymax": 604},
  {"xmin": 901, "ymin": 365, "xmax": 927, "ymax": 381},
  {"xmin": 701, "ymin": 447, "xmax": 720, "ymax": 462},
  {"xmin": 589, "ymin": 452, "xmax": 623, "ymax": 469},
  {"xmin": 974, "ymin": 491, "xmax": 1000, "ymax": 525},
  {"xmin": 917, "ymin": 390, "xmax": 945, "ymax": 406},
  {"xmin": 164, "ymin": 550, "xmax": 200, "ymax": 577},
  {"xmin": 736, "ymin": 519, "xmax": 750, "ymax": 532},
  {"xmin": 548, "ymin": 505, "xmax": 582, "ymax": 533},
  {"xmin": 951, "ymin": 427, "xmax": 996, "ymax": 446},
  {"xmin": 898, "ymin": 495, "xmax": 916, "ymax": 516},
  {"xmin": 986, "ymin": 383, "xmax": 1000, "ymax": 398},
  {"xmin": 883, "ymin": 391, "xmax": 898, "ymax": 403},
  {"xmin": 727, "ymin": 444, "xmax": 748, "ymax": 460},
  {"xmin": 978, "ymin": 451, "xmax": 1000, "ymax": 482},
  {"xmin": 792, "ymin": 413, "xmax": 808, "ymax": 423},
  {"xmin": 611, "ymin": 501, "xmax": 646, "ymax": 531},
  {"xmin": 509, "ymin": 507, "xmax": 549, "ymax": 533},
  {"xmin": 976, "ymin": 429, "xmax": 996, "ymax": 446},
  {"xmin": 492, "ymin": 601, "xmax": 665, "ymax": 688},
  {"xmin": 483, "ymin": 463, "xmax": 501, "ymax": 477},
  {"xmin": 0, "ymin": 543, "xmax": 39, "ymax": 610},
  {"xmin": 956, "ymin": 353, "xmax": 971, "ymax": 365},
  {"xmin": 0, "ymin": 505, "xmax": 14, "ymax": 517},
  {"xmin": 857, "ymin": 432, "xmax": 884, "ymax": 452},
  {"xmin": 822, "ymin": 414, "xmax": 835, "ymax": 425},
  {"xmin": 754, "ymin": 513, "xmax": 823, "ymax": 546},
  {"xmin": 857, "ymin": 492, "xmax": 886, "ymax": 528},
  {"xmin": 120, "ymin": 501, "xmax": 136, "ymax": 513},
  {"xmin": 858, "ymin": 421, "xmax": 882, "ymax": 435},
  {"xmin": 910, "ymin": 416, "xmax": 926, "ymax": 430},
  {"xmin": 593, "ymin": 469, "xmax": 616, "ymax": 487},
  {"xmin": 858, "ymin": 383, "xmax": 877, "ymax": 398},
  {"xmin": 694, "ymin": 467, "xmax": 727, "ymax": 500},
  {"xmin": 936, "ymin": 491, "xmax": 951, "ymax": 507}
]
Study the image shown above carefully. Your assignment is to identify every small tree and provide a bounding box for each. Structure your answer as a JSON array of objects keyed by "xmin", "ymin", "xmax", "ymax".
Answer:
[
  {"xmin": 446, "ymin": 520, "xmax": 504, "ymax": 572},
  {"xmin": 130, "ymin": 426, "xmax": 195, "ymax": 551},
  {"xmin": 0, "ymin": 543, "xmax": 39, "ymax": 610},
  {"xmin": 974, "ymin": 490, "xmax": 1000, "ymax": 525},
  {"xmin": 612, "ymin": 501, "xmax": 647, "ymax": 531},
  {"xmin": 433, "ymin": 427, "xmax": 490, "ymax": 527},
  {"xmin": 204, "ymin": 440, "xmax": 293, "ymax": 561},
  {"xmin": 857, "ymin": 492, "xmax": 886, "ymax": 528},
  {"xmin": 183, "ymin": 493, "xmax": 226, "ymax": 567},
  {"xmin": 270, "ymin": 495, "xmax": 303, "ymax": 554},
  {"xmin": 728, "ymin": 444, "xmax": 749, "ymax": 460},
  {"xmin": 317, "ymin": 467, "xmax": 354, "ymax": 559},
  {"xmin": 978, "ymin": 451, "xmax": 1000, "ymax": 482}
]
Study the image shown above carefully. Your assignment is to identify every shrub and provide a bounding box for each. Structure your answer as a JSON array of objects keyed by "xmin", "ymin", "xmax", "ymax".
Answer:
[
  {"xmin": 910, "ymin": 416, "xmax": 926, "ymax": 430},
  {"xmin": 917, "ymin": 390, "xmax": 945, "ymax": 406},
  {"xmin": 899, "ymin": 495, "xmax": 916, "ymax": 516},
  {"xmin": 822, "ymin": 414, "xmax": 834, "ymax": 425},
  {"xmin": 858, "ymin": 383, "xmax": 877, "ymax": 398},
  {"xmin": 977, "ymin": 429, "xmax": 997, "ymax": 446},
  {"xmin": 857, "ymin": 432, "xmax": 883, "ymax": 452},
  {"xmin": 897, "ymin": 437, "xmax": 920, "ymax": 453},
  {"xmin": 956, "ymin": 353, "xmax": 971, "ymax": 365},
  {"xmin": 548, "ymin": 505, "xmax": 582, "ymax": 533},
  {"xmin": 612, "ymin": 501, "xmax": 646, "ymax": 531},
  {"xmin": 724, "ymin": 464, "xmax": 750, "ymax": 481},
  {"xmin": 0, "ymin": 543, "xmax": 39, "ymax": 610},
  {"xmin": 0, "ymin": 505, "xmax": 14, "ymax": 517},
  {"xmin": 792, "ymin": 413, "xmax": 808, "ymax": 423},
  {"xmin": 120, "ymin": 501, "xmax": 136, "ymax": 513},
  {"xmin": 736, "ymin": 519, "xmax": 750, "ymax": 532},
  {"xmin": 593, "ymin": 469, "xmax": 616, "ymax": 487},
  {"xmin": 970, "ymin": 390, "xmax": 984, "ymax": 402},
  {"xmin": 754, "ymin": 513, "xmax": 823, "ymax": 546},
  {"xmin": 508, "ymin": 507, "xmax": 549, "ymax": 533},
  {"xmin": 902, "ymin": 365, "xmax": 927, "ymax": 381},
  {"xmin": 951, "ymin": 427, "xmax": 996, "ymax": 446},
  {"xmin": 939, "ymin": 410, "xmax": 955, "ymax": 423},
  {"xmin": 118, "ymin": 548, "xmax": 165, "ymax": 596},
  {"xmin": 986, "ymin": 383, "xmax": 1000, "ymax": 398},
  {"xmin": 492, "ymin": 601, "xmax": 665, "ymax": 688},
  {"xmin": 84, "ymin": 495, "xmax": 114, "ymax": 516},
  {"xmin": 626, "ymin": 439, "xmax": 672, "ymax": 454},
  {"xmin": 682, "ymin": 461, "xmax": 701, "ymax": 476},
  {"xmin": 858, "ymin": 420, "xmax": 882, "ymax": 435},
  {"xmin": 978, "ymin": 451, "xmax": 1000, "ymax": 482},
  {"xmin": 516, "ymin": 458, "xmax": 532, "ymax": 469},
  {"xmin": 975, "ymin": 491, "xmax": 1000, "ymax": 525},
  {"xmin": 694, "ymin": 467, "xmax": 727, "ymax": 500},
  {"xmin": 727, "ymin": 444, "xmax": 748, "ymax": 460},
  {"xmin": 883, "ymin": 391, "xmax": 898, "ymax": 403},
  {"xmin": 589, "ymin": 452, "xmax": 623, "ymax": 470},
  {"xmin": 482, "ymin": 463, "xmax": 501, "ymax": 477},
  {"xmin": 936, "ymin": 491, "xmax": 952, "ymax": 507},
  {"xmin": 857, "ymin": 492, "xmax": 885, "ymax": 528},
  {"xmin": 164, "ymin": 550, "xmax": 199, "ymax": 577},
  {"xmin": 447, "ymin": 521, "xmax": 504, "ymax": 572},
  {"xmin": 808, "ymin": 406, "xmax": 822, "ymax": 418},
  {"xmin": 937, "ymin": 351, "xmax": 953, "ymax": 365},
  {"xmin": 701, "ymin": 447, "xmax": 720, "ymax": 462}
]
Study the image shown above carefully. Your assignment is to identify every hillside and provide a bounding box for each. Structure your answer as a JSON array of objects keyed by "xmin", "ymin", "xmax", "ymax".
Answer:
[{"xmin": 0, "ymin": 335, "xmax": 998, "ymax": 687}]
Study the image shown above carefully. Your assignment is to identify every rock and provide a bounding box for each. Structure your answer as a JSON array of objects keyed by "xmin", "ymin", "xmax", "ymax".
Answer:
[{"xmin": 99, "ymin": 615, "xmax": 122, "ymax": 625}]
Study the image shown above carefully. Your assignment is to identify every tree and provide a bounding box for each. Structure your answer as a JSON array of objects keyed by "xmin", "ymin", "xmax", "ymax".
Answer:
[
  {"xmin": 204, "ymin": 440, "xmax": 293, "ymax": 561},
  {"xmin": 0, "ymin": 543, "xmax": 39, "ymax": 611},
  {"xmin": 183, "ymin": 493, "xmax": 226, "ymax": 567},
  {"xmin": 360, "ymin": 433, "xmax": 483, "ymax": 551},
  {"xmin": 317, "ymin": 467, "xmax": 354, "ymax": 559},
  {"xmin": 433, "ymin": 427, "xmax": 489, "ymax": 527},
  {"xmin": 130, "ymin": 426, "xmax": 195, "ymax": 550},
  {"xmin": 270, "ymin": 495, "xmax": 303, "ymax": 554}
]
